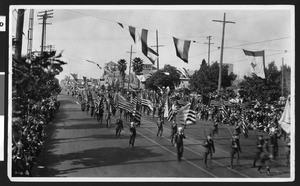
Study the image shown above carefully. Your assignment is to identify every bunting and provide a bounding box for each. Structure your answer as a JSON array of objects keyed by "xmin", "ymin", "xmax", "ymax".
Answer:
[
  {"xmin": 141, "ymin": 29, "xmax": 159, "ymax": 64},
  {"xmin": 173, "ymin": 37, "xmax": 191, "ymax": 63},
  {"xmin": 242, "ymin": 49, "xmax": 266, "ymax": 79}
]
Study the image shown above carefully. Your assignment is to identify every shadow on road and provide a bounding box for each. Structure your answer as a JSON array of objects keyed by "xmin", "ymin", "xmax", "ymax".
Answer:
[{"xmin": 35, "ymin": 146, "xmax": 163, "ymax": 177}]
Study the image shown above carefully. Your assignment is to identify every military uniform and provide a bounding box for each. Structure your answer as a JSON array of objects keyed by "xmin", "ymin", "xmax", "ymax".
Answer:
[
  {"xmin": 253, "ymin": 135, "xmax": 264, "ymax": 167},
  {"xmin": 257, "ymin": 139, "xmax": 272, "ymax": 175},
  {"xmin": 203, "ymin": 134, "xmax": 215, "ymax": 168},
  {"xmin": 230, "ymin": 135, "xmax": 241, "ymax": 168},
  {"xmin": 129, "ymin": 122, "xmax": 137, "ymax": 148},
  {"xmin": 157, "ymin": 118, "xmax": 164, "ymax": 138},
  {"xmin": 115, "ymin": 119, "xmax": 123, "ymax": 139},
  {"xmin": 170, "ymin": 122, "xmax": 178, "ymax": 145},
  {"xmin": 175, "ymin": 127, "xmax": 185, "ymax": 162}
]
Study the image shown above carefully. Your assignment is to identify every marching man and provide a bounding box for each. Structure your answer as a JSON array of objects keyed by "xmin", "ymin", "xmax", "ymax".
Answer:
[
  {"xmin": 230, "ymin": 134, "xmax": 242, "ymax": 168},
  {"xmin": 175, "ymin": 127, "xmax": 185, "ymax": 162},
  {"xmin": 129, "ymin": 122, "xmax": 137, "ymax": 148},
  {"xmin": 203, "ymin": 133, "xmax": 215, "ymax": 168}
]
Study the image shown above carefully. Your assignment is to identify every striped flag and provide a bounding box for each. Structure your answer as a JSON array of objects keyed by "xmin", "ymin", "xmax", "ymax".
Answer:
[
  {"xmin": 132, "ymin": 93, "xmax": 142, "ymax": 122},
  {"xmin": 186, "ymin": 98, "xmax": 197, "ymax": 125},
  {"xmin": 173, "ymin": 37, "xmax": 191, "ymax": 63},
  {"xmin": 240, "ymin": 112, "xmax": 249, "ymax": 139},
  {"xmin": 108, "ymin": 93, "xmax": 116, "ymax": 110},
  {"xmin": 220, "ymin": 105, "xmax": 229, "ymax": 119},
  {"xmin": 176, "ymin": 103, "xmax": 191, "ymax": 125},
  {"xmin": 115, "ymin": 93, "xmax": 133, "ymax": 113},
  {"xmin": 99, "ymin": 97, "xmax": 104, "ymax": 111},
  {"xmin": 141, "ymin": 98, "xmax": 154, "ymax": 111},
  {"xmin": 176, "ymin": 67, "xmax": 190, "ymax": 78}
]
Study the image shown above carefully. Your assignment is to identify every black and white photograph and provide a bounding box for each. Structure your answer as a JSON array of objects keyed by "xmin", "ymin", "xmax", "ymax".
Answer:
[{"xmin": 8, "ymin": 5, "xmax": 294, "ymax": 182}]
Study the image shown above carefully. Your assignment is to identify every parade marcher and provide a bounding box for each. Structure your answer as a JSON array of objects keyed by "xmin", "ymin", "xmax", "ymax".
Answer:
[
  {"xmin": 257, "ymin": 138, "xmax": 272, "ymax": 176},
  {"xmin": 129, "ymin": 122, "xmax": 137, "ymax": 148},
  {"xmin": 105, "ymin": 110, "xmax": 111, "ymax": 128},
  {"xmin": 212, "ymin": 120, "xmax": 219, "ymax": 137},
  {"xmin": 203, "ymin": 133, "xmax": 215, "ymax": 168},
  {"xmin": 285, "ymin": 136, "xmax": 290, "ymax": 167},
  {"xmin": 170, "ymin": 120, "xmax": 178, "ymax": 145},
  {"xmin": 253, "ymin": 135, "xmax": 265, "ymax": 167},
  {"xmin": 115, "ymin": 119, "xmax": 124, "ymax": 139},
  {"xmin": 175, "ymin": 127, "xmax": 185, "ymax": 162},
  {"xmin": 269, "ymin": 130, "xmax": 279, "ymax": 160},
  {"xmin": 157, "ymin": 117, "xmax": 164, "ymax": 138},
  {"xmin": 230, "ymin": 134, "xmax": 242, "ymax": 168}
]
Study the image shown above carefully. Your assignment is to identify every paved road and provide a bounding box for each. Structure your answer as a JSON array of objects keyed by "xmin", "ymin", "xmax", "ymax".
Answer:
[{"xmin": 33, "ymin": 93, "xmax": 290, "ymax": 178}]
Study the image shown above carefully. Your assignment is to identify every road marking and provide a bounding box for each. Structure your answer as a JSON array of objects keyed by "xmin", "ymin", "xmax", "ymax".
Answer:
[
  {"xmin": 142, "ymin": 127, "xmax": 250, "ymax": 178},
  {"xmin": 135, "ymin": 128, "xmax": 218, "ymax": 178}
]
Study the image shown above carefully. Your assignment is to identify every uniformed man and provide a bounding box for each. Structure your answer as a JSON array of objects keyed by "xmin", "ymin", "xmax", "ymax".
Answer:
[
  {"xmin": 203, "ymin": 133, "xmax": 215, "ymax": 168},
  {"xmin": 175, "ymin": 127, "xmax": 185, "ymax": 162},
  {"xmin": 170, "ymin": 120, "xmax": 178, "ymax": 145},
  {"xmin": 157, "ymin": 117, "xmax": 164, "ymax": 138},
  {"xmin": 230, "ymin": 134, "xmax": 242, "ymax": 168},
  {"xmin": 129, "ymin": 122, "xmax": 137, "ymax": 148},
  {"xmin": 115, "ymin": 119, "xmax": 124, "ymax": 139},
  {"xmin": 257, "ymin": 138, "xmax": 272, "ymax": 176},
  {"xmin": 253, "ymin": 135, "xmax": 264, "ymax": 167}
]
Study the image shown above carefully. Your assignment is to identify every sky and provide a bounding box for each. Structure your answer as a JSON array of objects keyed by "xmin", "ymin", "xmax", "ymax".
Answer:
[{"xmin": 10, "ymin": 5, "xmax": 294, "ymax": 81}]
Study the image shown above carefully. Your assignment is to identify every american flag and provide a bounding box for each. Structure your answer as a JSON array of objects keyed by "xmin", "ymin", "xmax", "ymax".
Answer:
[
  {"xmin": 131, "ymin": 93, "xmax": 142, "ymax": 122},
  {"xmin": 186, "ymin": 98, "xmax": 197, "ymax": 125},
  {"xmin": 115, "ymin": 93, "xmax": 133, "ymax": 113},
  {"xmin": 99, "ymin": 97, "xmax": 104, "ymax": 111},
  {"xmin": 240, "ymin": 112, "xmax": 249, "ymax": 139}
]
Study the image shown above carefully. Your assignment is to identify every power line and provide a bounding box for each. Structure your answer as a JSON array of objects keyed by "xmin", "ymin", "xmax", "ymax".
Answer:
[{"xmin": 225, "ymin": 37, "xmax": 290, "ymax": 49}]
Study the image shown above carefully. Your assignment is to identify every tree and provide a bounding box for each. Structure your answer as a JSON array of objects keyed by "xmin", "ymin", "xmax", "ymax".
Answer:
[
  {"xmin": 117, "ymin": 59, "xmax": 127, "ymax": 88},
  {"xmin": 132, "ymin": 57, "xmax": 144, "ymax": 75},
  {"xmin": 239, "ymin": 61, "xmax": 282, "ymax": 103},
  {"xmin": 12, "ymin": 50, "xmax": 66, "ymax": 117},
  {"xmin": 145, "ymin": 64, "xmax": 181, "ymax": 91},
  {"xmin": 189, "ymin": 60, "xmax": 236, "ymax": 95}
]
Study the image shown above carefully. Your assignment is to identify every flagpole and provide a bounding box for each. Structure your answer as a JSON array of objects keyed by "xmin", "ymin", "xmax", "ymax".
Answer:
[
  {"xmin": 282, "ymin": 57, "xmax": 284, "ymax": 97},
  {"xmin": 127, "ymin": 45, "xmax": 135, "ymax": 91}
]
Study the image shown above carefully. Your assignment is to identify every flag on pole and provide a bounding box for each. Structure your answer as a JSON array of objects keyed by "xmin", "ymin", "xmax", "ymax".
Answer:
[
  {"xmin": 70, "ymin": 73, "xmax": 78, "ymax": 82},
  {"xmin": 186, "ymin": 98, "xmax": 197, "ymax": 125},
  {"xmin": 176, "ymin": 103, "xmax": 191, "ymax": 125},
  {"xmin": 173, "ymin": 37, "xmax": 191, "ymax": 63},
  {"xmin": 242, "ymin": 49, "xmax": 266, "ymax": 78},
  {"xmin": 176, "ymin": 67, "xmax": 190, "ymax": 78},
  {"xmin": 279, "ymin": 98, "xmax": 291, "ymax": 134},
  {"xmin": 141, "ymin": 29, "xmax": 158, "ymax": 64},
  {"xmin": 164, "ymin": 97, "xmax": 169, "ymax": 118}
]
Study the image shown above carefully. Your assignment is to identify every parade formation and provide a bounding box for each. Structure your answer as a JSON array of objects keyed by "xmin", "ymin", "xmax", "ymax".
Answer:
[{"xmin": 10, "ymin": 7, "xmax": 292, "ymax": 179}]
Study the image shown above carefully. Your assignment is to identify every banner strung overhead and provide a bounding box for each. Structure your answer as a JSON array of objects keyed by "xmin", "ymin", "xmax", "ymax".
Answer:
[{"xmin": 242, "ymin": 49, "xmax": 266, "ymax": 79}]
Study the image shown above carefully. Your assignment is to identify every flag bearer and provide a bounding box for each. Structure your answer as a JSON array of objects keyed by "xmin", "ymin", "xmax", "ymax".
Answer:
[
  {"xmin": 115, "ymin": 119, "xmax": 124, "ymax": 139},
  {"xmin": 157, "ymin": 117, "xmax": 164, "ymax": 138},
  {"xmin": 170, "ymin": 120, "xmax": 178, "ymax": 145},
  {"xmin": 129, "ymin": 122, "xmax": 137, "ymax": 148},
  {"xmin": 175, "ymin": 127, "xmax": 185, "ymax": 162}
]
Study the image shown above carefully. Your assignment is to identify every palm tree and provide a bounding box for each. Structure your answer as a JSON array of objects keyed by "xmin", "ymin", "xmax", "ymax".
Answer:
[
  {"xmin": 132, "ymin": 57, "xmax": 144, "ymax": 75},
  {"xmin": 132, "ymin": 57, "xmax": 144, "ymax": 89},
  {"xmin": 117, "ymin": 59, "xmax": 127, "ymax": 88}
]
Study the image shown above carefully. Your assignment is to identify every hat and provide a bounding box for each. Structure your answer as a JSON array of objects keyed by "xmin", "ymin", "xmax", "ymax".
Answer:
[{"xmin": 178, "ymin": 127, "xmax": 183, "ymax": 133}]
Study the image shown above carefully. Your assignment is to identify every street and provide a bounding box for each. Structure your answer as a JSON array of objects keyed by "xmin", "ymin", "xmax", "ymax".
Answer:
[{"xmin": 32, "ymin": 93, "xmax": 290, "ymax": 178}]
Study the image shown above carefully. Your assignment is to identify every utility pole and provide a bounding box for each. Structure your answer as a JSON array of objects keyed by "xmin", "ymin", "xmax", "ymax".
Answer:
[
  {"xmin": 282, "ymin": 57, "xmax": 284, "ymax": 97},
  {"xmin": 14, "ymin": 9, "xmax": 25, "ymax": 61},
  {"xmin": 126, "ymin": 45, "xmax": 136, "ymax": 90},
  {"xmin": 151, "ymin": 30, "xmax": 164, "ymax": 70},
  {"xmin": 38, "ymin": 10, "xmax": 53, "ymax": 56},
  {"xmin": 213, "ymin": 13, "xmax": 235, "ymax": 93},
  {"xmin": 27, "ymin": 9, "xmax": 34, "ymax": 59},
  {"xmin": 204, "ymin": 36, "xmax": 214, "ymax": 66}
]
